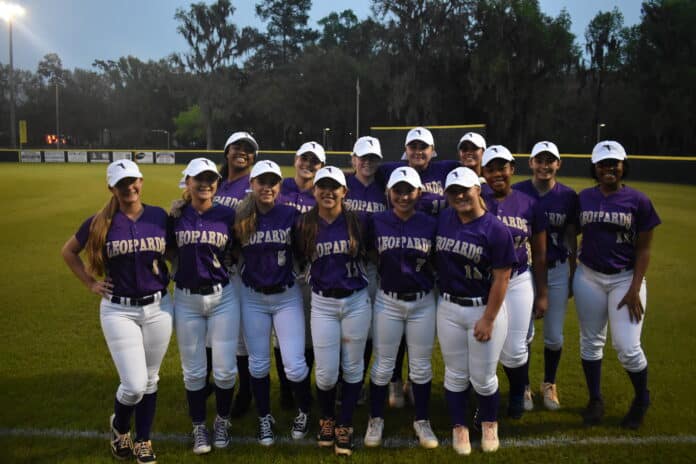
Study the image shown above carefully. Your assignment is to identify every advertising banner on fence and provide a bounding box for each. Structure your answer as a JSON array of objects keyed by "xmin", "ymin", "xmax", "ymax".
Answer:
[
  {"xmin": 88, "ymin": 151, "xmax": 110, "ymax": 163},
  {"xmin": 44, "ymin": 151, "xmax": 65, "ymax": 163},
  {"xmin": 155, "ymin": 152, "xmax": 175, "ymax": 164},
  {"xmin": 113, "ymin": 151, "xmax": 132, "ymax": 161},
  {"xmin": 67, "ymin": 151, "xmax": 88, "ymax": 163},
  {"xmin": 134, "ymin": 151, "xmax": 154, "ymax": 164},
  {"xmin": 20, "ymin": 151, "xmax": 41, "ymax": 163}
]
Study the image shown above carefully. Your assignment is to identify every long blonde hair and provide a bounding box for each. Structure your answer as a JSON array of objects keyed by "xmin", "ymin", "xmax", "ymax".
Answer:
[
  {"xmin": 84, "ymin": 196, "xmax": 119, "ymax": 276},
  {"xmin": 234, "ymin": 195, "xmax": 258, "ymax": 245}
]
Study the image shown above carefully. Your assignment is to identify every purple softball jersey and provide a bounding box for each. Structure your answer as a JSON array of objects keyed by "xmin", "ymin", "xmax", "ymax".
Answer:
[
  {"xmin": 305, "ymin": 213, "xmax": 368, "ymax": 292},
  {"xmin": 577, "ymin": 185, "xmax": 661, "ymax": 273},
  {"xmin": 435, "ymin": 208, "xmax": 517, "ymax": 297},
  {"xmin": 483, "ymin": 189, "xmax": 548, "ymax": 275},
  {"xmin": 370, "ymin": 210, "xmax": 437, "ymax": 293},
  {"xmin": 170, "ymin": 204, "xmax": 235, "ymax": 289},
  {"xmin": 279, "ymin": 177, "xmax": 316, "ymax": 213},
  {"xmin": 214, "ymin": 175, "xmax": 250, "ymax": 208},
  {"xmin": 378, "ymin": 160, "xmax": 460, "ymax": 215},
  {"xmin": 239, "ymin": 204, "xmax": 299, "ymax": 289},
  {"xmin": 513, "ymin": 179, "xmax": 579, "ymax": 264},
  {"xmin": 344, "ymin": 174, "xmax": 387, "ymax": 219},
  {"xmin": 75, "ymin": 205, "xmax": 169, "ymax": 297}
]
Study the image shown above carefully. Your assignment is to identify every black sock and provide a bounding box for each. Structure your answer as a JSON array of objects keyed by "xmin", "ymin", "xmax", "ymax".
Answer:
[
  {"xmin": 134, "ymin": 392, "xmax": 157, "ymax": 442},
  {"xmin": 581, "ymin": 359, "xmax": 602, "ymax": 400},
  {"xmin": 113, "ymin": 397, "xmax": 135, "ymax": 434},
  {"xmin": 444, "ymin": 388, "xmax": 468, "ymax": 427},
  {"xmin": 250, "ymin": 375, "xmax": 271, "ymax": 417},
  {"xmin": 476, "ymin": 390, "xmax": 500, "ymax": 422},
  {"xmin": 206, "ymin": 347, "xmax": 213, "ymax": 386},
  {"xmin": 391, "ymin": 336, "xmax": 406, "ymax": 382},
  {"xmin": 186, "ymin": 387, "xmax": 208, "ymax": 424},
  {"xmin": 369, "ymin": 382, "xmax": 388, "ymax": 419},
  {"xmin": 236, "ymin": 355, "xmax": 251, "ymax": 398},
  {"xmin": 411, "ymin": 380, "xmax": 431, "ymax": 421},
  {"xmin": 316, "ymin": 385, "xmax": 336, "ymax": 419},
  {"xmin": 290, "ymin": 375, "xmax": 312, "ymax": 413},
  {"xmin": 503, "ymin": 365, "xmax": 527, "ymax": 399},
  {"xmin": 338, "ymin": 380, "xmax": 362, "ymax": 426},
  {"xmin": 274, "ymin": 347, "xmax": 292, "ymax": 393},
  {"xmin": 626, "ymin": 367, "xmax": 649, "ymax": 404},
  {"xmin": 544, "ymin": 347, "xmax": 562, "ymax": 384},
  {"xmin": 215, "ymin": 386, "xmax": 234, "ymax": 418}
]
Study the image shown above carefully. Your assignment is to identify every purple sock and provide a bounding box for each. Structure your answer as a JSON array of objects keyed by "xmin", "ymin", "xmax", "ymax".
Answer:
[
  {"xmin": 338, "ymin": 381, "xmax": 362, "ymax": 426},
  {"xmin": 186, "ymin": 387, "xmax": 208, "ymax": 424},
  {"xmin": 316, "ymin": 385, "xmax": 336, "ymax": 419},
  {"xmin": 411, "ymin": 380, "xmax": 431, "ymax": 421},
  {"xmin": 134, "ymin": 392, "xmax": 157, "ymax": 442},
  {"xmin": 503, "ymin": 365, "xmax": 527, "ymax": 399},
  {"xmin": 250, "ymin": 375, "xmax": 271, "ymax": 416},
  {"xmin": 476, "ymin": 390, "xmax": 500, "ymax": 422},
  {"xmin": 444, "ymin": 388, "xmax": 468, "ymax": 427},
  {"xmin": 215, "ymin": 386, "xmax": 234, "ymax": 418},
  {"xmin": 113, "ymin": 398, "xmax": 135, "ymax": 434},
  {"xmin": 369, "ymin": 382, "xmax": 388, "ymax": 418},
  {"xmin": 626, "ymin": 367, "xmax": 649, "ymax": 404},
  {"xmin": 544, "ymin": 347, "xmax": 562, "ymax": 383},
  {"xmin": 290, "ymin": 376, "xmax": 312, "ymax": 413},
  {"xmin": 581, "ymin": 359, "xmax": 602, "ymax": 400}
]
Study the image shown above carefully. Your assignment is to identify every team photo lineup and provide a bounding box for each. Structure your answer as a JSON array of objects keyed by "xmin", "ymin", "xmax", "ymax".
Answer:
[{"xmin": 60, "ymin": 127, "xmax": 659, "ymax": 463}]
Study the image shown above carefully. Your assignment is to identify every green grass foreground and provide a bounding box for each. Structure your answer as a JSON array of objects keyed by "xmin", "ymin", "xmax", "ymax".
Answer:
[{"xmin": 1, "ymin": 163, "xmax": 695, "ymax": 463}]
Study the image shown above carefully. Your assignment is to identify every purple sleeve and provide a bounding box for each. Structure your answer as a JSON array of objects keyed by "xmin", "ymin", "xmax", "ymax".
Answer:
[
  {"xmin": 532, "ymin": 201, "xmax": 549, "ymax": 234},
  {"xmin": 74, "ymin": 216, "xmax": 95, "ymax": 247},
  {"xmin": 636, "ymin": 192, "xmax": 661, "ymax": 232},
  {"xmin": 490, "ymin": 220, "xmax": 517, "ymax": 269}
]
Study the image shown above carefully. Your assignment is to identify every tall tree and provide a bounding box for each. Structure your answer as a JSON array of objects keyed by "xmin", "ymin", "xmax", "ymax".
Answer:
[
  {"xmin": 254, "ymin": 0, "xmax": 318, "ymax": 67},
  {"xmin": 174, "ymin": 0, "xmax": 249, "ymax": 148}
]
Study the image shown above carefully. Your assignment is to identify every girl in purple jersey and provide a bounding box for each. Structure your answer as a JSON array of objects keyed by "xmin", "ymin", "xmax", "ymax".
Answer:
[
  {"xmin": 296, "ymin": 166, "xmax": 371, "ymax": 456},
  {"xmin": 214, "ymin": 131, "xmax": 259, "ymax": 418},
  {"xmin": 363, "ymin": 167, "xmax": 439, "ymax": 449},
  {"xmin": 62, "ymin": 160, "xmax": 172, "ymax": 464},
  {"xmin": 169, "ymin": 158, "xmax": 240, "ymax": 455},
  {"xmin": 457, "ymin": 132, "xmax": 487, "ymax": 177},
  {"xmin": 481, "ymin": 145, "xmax": 548, "ymax": 420},
  {"xmin": 574, "ymin": 141, "xmax": 660, "ymax": 429},
  {"xmin": 436, "ymin": 167, "xmax": 516, "ymax": 454},
  {"xmin": 513, "ymin": 141, "xmax": 578, "ymax": 411},
  {"xmin": 234, "ymin": 160, "xmax": 313, "ymax": 446}
]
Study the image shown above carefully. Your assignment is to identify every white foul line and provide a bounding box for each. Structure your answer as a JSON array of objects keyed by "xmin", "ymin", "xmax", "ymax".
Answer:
[{"xmin": 1, "ymin": 428, "xmax": 695, "ymax": 449}]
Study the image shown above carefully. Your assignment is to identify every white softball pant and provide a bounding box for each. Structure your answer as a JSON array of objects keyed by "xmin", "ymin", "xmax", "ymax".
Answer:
[
  {"xmin": 437, "ymin": 298, "xmax": 508, "ymax": 395},
  {"xmin": 241, "ymin": 284, "xmax": 309, "ymax": 382},
  {"xmin": 311, "ymin": 289, "xmax": 371, "ymax": 390},
  {"xmin": 174, "ymin": 284, "xmax": 240, "ymax": 391},
  {"xmin": 501, "ymin": 270, "xmax": 534, "ymax": 368},
  {"xmin": 573, "ymin": 263, "xmax": 647, "ymax": 372},
  {"xmin": 100, "ymin": 294, "xmax": 173, "ymax": 406},
  {"xmin": 365, "ymin": 262, "xmax": 378, "ymax": 340},
  {"xmin": 543, "ymin": 261, "xmax": 571, "ymax": 350},
  {"xmin": 370, "ymin": 290, "xmax": 436, "ymax": 385}
]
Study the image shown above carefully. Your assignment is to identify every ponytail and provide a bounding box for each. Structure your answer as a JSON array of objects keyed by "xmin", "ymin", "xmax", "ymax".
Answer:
[
  {"xmin": 85, "ymin": 196, "xmax": 119, "ymax": 276},
  {"xmin": 234, "ymin": 195, "xmax": 258, "ymax": 245}
]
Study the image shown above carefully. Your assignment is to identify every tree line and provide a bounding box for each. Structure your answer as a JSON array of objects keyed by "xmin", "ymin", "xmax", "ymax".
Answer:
[{"xmin": 0, "ymin": 0, "xmax": 693, "ymax": 155}]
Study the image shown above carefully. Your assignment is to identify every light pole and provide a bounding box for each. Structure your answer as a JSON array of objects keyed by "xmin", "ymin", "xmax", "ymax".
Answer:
[
  {"xmin": 151, "ymin": 129, "xmax": 170, "ymax": 150},
  {"xmin": 596, "ymin": 123, "xmax": 606, "ymax": 143},
  {"xmin": 322, "ymin": 127, "xmax": 330, "ymax": 148},
  {"xmin": 53, "ymin": 74, "xmax": 63, "ymax": 151},
  {"xmin": 0, "ymin": 2, "xmax": 25, "ymax": 148}
]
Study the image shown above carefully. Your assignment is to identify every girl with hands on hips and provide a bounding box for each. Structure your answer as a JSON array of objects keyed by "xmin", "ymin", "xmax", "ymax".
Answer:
[{"xmin": 436, "ymin": 167, "xmax": 516, "ymax": 455}]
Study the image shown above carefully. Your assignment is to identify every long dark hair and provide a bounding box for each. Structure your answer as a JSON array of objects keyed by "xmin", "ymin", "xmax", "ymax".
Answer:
[{"xmin": 296, "ymin": 207, "xmax": 362, "ymax": 261}]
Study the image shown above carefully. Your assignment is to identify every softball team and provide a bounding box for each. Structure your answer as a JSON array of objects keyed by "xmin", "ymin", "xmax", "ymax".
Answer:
[
  {"xmin": 574, "ymin": 141, "xmax": 659, "ymax": 429},
  {"xmin": 63, "ymin": 132, "xmax": 661, "ymax": 461},
  {"xmin": 235, "ymin": 160, "xmax": 312, "ymax": 445},
  {"xmin": 62, "ymin": 160, "xmax": 172, "ymax": 463},
  {"xmin": 365, "ymin": 167, "xmax": 439, "ymax": 449},
  {"xmin": 170, "ymin": 158, "xmax": 240, "ymax": 455}
]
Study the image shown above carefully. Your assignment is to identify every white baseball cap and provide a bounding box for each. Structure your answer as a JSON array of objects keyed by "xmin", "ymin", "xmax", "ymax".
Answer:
[
  {"xmin": 405, "ymin": 127, "xmax": 435, "ymax": 147},
  {"xmin": 591, "ymin": 140, "xmax": 627, "ymax": 163},
  {"xmin": 458, "ymin": 132, "xmax": 486, "ymax": 150},
  {"xmin": 445, "ymin": 167, "xmax": 481, "ymax": 190},
  {"xmin": 107, "ymin": 159, "xmax": 143, "ymax": 187},
  {"xmin": 531, "ymin": 141, "xmax": 560, "ymax": 159},
  {"xmin": 224, "ymin": 131, "xmax": 259, "ymax": 153},
  {"xmin": 352, "ymin": 136, "xmax": 383, "ymax": 158},
  {"xmin": 296, "ymin": 141, "xmax": 327, "ymax": 163},
  {"xmin": 482, "ymin": 145, "xmax": 515, "ymax": 166},
  {"xmin": 250, "ymin": 160, "xmax": 283, "ymax": 180},
  {"xmin": 179, "ymin": 157, "xmax": 221, "ymax": 187},
  {"xmin": 387, "ymin": 166, "xmax": 423, "ymax": 189},
  {"xmin": 314, "ymin": 166, "xmax": 346, "ymax": 187}
]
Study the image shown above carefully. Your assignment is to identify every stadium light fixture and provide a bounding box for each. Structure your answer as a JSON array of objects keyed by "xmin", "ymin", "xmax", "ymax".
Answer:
[
  {"xmin": 596, "ymin": 123, "xmax": 606, "ymax": 143},
  {"xmin": 0, "ymin": 2, "xmax": 26, "ymax": 149},
  {"xmin": 151, "ymin": 129, "xmax": 170, "ymax": 150}
]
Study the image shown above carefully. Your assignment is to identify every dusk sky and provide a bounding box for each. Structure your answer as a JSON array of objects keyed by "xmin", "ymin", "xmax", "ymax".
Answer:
[{"xmin": 1, "ymin": 0, "xmax": 643, "ymax": 72}]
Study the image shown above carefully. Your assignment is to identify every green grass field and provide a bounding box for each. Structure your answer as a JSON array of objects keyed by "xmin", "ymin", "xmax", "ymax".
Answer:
[{"xmin": 1, "ymin": 163, "xmax": 695, "ymax": 463}]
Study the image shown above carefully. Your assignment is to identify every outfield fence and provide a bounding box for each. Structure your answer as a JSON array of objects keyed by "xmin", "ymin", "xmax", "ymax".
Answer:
[{"xmin": 1, "ymin": 148, "xmax": 695, "ymax": 185}]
